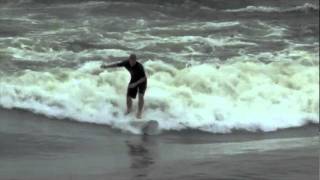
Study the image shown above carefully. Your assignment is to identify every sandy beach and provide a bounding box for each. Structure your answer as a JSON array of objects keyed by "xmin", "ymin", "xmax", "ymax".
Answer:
[{"xmin": 0, "ymin": 108, "xmax": 318, "ymax": 180}]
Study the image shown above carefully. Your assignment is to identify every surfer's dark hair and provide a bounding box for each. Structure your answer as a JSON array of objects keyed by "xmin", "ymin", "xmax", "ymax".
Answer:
[{"xmin": 129, "ymin": 54, "xmax": 136, "ymax": 61}]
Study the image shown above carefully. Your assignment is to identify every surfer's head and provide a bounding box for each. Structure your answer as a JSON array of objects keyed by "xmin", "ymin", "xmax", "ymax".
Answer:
[{"xmin": 129, "ymin": 54, "xmax": 137, "ymax": 66}]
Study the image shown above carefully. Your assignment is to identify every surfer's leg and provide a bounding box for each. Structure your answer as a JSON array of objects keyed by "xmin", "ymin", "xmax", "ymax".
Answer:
[
  {"xmin": 136, "ymin": 82, "xmax": 147, "ymax": 118},
  {"xmin": 126, "ymin": 96, "xmax": 132, "ymax": 115},
  {"xmin": 137, "ymin": 93, "xmax": 144, "ymax": 119},
  {"xmin": 126, "ymin": 85, "xmax": 138, "ymax": 115}
]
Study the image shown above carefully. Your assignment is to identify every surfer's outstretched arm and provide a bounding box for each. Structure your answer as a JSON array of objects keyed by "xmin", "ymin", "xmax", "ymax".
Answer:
[{"xmin": 100, "ymin": 63, "xmax": 119, "ymax": 69}]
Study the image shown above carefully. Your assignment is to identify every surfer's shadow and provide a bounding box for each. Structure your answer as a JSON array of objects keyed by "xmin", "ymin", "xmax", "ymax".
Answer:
[{"xmin": 126, "ymin": 136, "xmax": 158, "ymax": 169}]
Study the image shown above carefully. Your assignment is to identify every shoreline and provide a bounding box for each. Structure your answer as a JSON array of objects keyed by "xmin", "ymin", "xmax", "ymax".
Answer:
[{"xmin": 0, "ymin": 107, "xmax": 317, "ymax": 138}]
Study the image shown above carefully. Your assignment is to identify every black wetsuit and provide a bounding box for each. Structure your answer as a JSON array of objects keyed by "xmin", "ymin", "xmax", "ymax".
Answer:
[{"xmin": 117, "ymin": 60, "xmax": 147, "ymax": 99}]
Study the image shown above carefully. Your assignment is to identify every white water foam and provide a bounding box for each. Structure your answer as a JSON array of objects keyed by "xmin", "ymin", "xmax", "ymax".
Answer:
[
  {"xmin": 225, "ymin": 3, "xmax": 319, "ymax": 13},
  {"xmin": 0, "ymin": 51, "xmax": 318, "ymax": 134},
  {"xmin": 225, "ymin": 6, "xmax": 281, "ymax": 13}
]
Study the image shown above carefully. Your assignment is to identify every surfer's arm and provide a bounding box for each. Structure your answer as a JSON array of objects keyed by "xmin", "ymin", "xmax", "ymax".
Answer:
[
  {"xmin": 135, "ymin": 77, "xmax": 146, "ymax": 85},
  {"xmin": 101, "ymin": 60, "xmax": 127, "ymax": 69},
  {"xmin": 129, "ymin": 77, "xmax": 146, "ymax": 88},
  {"xmin": 131, "ymin": 65, "xmax": 147, "ymax": 86},
  {"xmin": 100, "ymin": 63, "xmax": 119, "ymax": 69}
]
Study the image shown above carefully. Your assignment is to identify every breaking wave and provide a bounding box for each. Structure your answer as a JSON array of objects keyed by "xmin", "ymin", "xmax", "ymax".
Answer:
[{"xmin": 0, "ymin": 55, "xmax": 318, "ymax": 134}]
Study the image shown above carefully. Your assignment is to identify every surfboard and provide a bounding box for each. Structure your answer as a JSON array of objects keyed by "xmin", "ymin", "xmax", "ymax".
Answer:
[{"xmin": 130, "ymin": 120, "xmax": 159, "ymax": 135}]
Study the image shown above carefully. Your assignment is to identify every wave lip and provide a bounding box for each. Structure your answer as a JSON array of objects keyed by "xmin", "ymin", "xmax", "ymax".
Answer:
[
  {"xmin": 286, "ymin": 3, "xmax": 319, "ymax": 12},
  {"xmin": 225, "ymin": 6, "xmax": 280, "ymax": 13},
  {"xmin": 225, "ymin": 3, "xmax": 319, "ymax": 13}
]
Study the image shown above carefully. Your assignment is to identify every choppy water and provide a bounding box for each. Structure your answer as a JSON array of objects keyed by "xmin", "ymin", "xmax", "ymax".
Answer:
[{"xmin": 0, "ymin": 0, "xmax": 319, "ymax": 134}]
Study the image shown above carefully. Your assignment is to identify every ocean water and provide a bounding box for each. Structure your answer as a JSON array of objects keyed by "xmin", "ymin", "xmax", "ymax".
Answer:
[{"xmin": 0, "ymin": 0, "xmax": 318, "ymax": 134}]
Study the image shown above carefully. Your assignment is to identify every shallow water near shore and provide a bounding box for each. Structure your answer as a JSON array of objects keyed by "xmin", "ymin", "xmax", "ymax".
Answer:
[{"xmin": 0, "ymin": 108, "xmax": 318, "ymax": 180}]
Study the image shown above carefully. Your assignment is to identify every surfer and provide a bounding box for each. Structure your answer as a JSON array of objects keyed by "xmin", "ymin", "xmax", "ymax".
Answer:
[{"xmin": 101, "ymin": 54, "xmax": 147, "ymax": 119}]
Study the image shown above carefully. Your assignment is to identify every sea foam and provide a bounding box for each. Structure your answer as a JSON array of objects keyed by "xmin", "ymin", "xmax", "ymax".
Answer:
[{"xmin": 0, "ymin": 54, "xmax": 318, "ymax": 134}]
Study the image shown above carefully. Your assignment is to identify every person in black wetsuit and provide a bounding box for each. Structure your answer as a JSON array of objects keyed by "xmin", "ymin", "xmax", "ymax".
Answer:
[{"xmin": 101, "ymin": 54, "xmax": 147, "ymax": 119}]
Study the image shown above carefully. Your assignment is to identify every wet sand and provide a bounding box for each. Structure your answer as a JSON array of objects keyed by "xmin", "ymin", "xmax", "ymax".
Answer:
[{"xmin": 0, "ymin": 108, "xmax": 318, "ymax": 180}]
